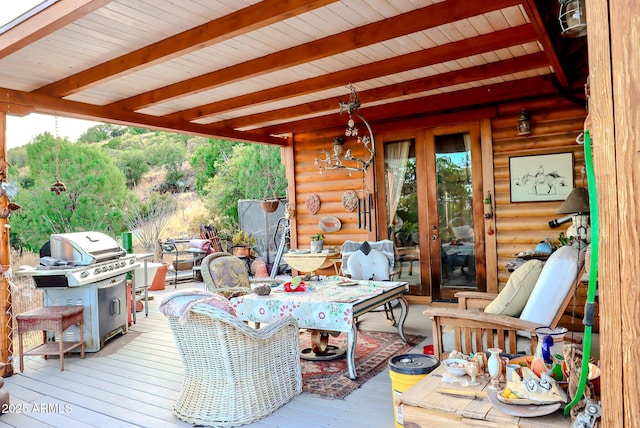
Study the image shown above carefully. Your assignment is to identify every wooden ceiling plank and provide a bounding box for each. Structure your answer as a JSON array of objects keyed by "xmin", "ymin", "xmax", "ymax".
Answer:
[
  {"xmin": 0, "ymin": 87, "xmax": 283, "ymax": 146},
  {"xmin": 218, "ymin": 52, "xmax": 550, "ymax": 130},
  {"xmin": 520, "ymin": 0, "xmax": 569, "ymax": 87},
  {"xmin": 260, "ymin": 76, "xmax": 556, "ymax": 135},
  {"xmin": 0, "ymin": 0, "xmax": 112, "ymax": 60},
  {"xmin": 109, "ymin": 0, "xmax": 522, "ymax": 112},
  {"xmin": 34, "ymin": 0, "xmax": 338, "ymax": 98},
  {"xmin": 169, "ymin": 23, "xmax": 538, "ymax": 123}
]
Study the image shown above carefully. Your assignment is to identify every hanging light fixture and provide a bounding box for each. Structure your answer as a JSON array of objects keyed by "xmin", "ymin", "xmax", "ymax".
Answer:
[
  {"xmin": 558, "ymin": 0, "xmax": 587, "ymax": 37},
  {"xmin": 517, "ymin": 108, "xmax": 532, "ymax": 136},
  {"xmin": 315, "ymin": 84, "xmax": 375, "ymax": 175},
  {"xmin": 50, "ymin": 114, "xmax": 67, "ymax": 195}
]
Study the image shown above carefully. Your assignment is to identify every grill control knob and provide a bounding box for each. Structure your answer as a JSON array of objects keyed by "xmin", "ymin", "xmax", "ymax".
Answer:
[
  {"xmin": 94, "ymin": 268, "xmax": 101, "ymax": 275},
  {"xmin": 80, "ymin": 271, "xmax": 89, "ymax": 278}
]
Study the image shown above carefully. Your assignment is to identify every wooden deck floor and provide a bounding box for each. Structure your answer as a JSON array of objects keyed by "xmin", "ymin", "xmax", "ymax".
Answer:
[{"xmin": 2, "ymin": 281, "xmax": 431, "ymax": 427}]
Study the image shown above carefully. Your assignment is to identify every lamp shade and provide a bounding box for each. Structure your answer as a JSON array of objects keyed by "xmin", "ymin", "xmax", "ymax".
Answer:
[{"xmin": 557, "ymin": 186, "xmax": 590, "ymax": 214}]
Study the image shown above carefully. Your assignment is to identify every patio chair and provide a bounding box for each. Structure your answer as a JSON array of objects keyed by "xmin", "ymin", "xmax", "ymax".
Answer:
[
  {"xmin": 423, "ymin": 245, "xmax": 585, "ymax": 360},
  {"xmin": 164, "ymin": 301, "xmax": 302, "ymax": 427},
  {"xmin": 342, "ymin": 240, "xmax": 398, "ymax": 325},
  {"xmin": 200, "ymin": 252, "xmax": 253, "ymax": 298}
]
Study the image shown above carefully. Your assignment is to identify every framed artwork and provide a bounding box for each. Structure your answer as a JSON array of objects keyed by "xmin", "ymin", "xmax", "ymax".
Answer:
[{"xmin": 509, "ymin": 152, "xmax": 574, "ymax": 202}]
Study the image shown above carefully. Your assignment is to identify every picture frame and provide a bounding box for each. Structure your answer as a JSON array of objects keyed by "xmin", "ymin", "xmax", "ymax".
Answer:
[{"xmin": 509, "ymin": 152, "xmax": 574, "ymax": 202}]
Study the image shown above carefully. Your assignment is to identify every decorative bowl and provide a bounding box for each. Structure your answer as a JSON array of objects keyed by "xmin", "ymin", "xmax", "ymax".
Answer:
[{"xmin": 442, "ymin": 358, "xmax": 468, "ymax": 377}]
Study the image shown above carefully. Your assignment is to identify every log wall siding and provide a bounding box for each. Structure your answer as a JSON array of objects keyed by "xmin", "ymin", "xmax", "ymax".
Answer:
[
  {"xmin": 286, "ymin": 95, "xmax": 587, "ymax": 290},
  {"xmin": 491, "ymin": 97, "xmax": 587, "ymax": 286},
  {"xmin": 289, "ymin": 128, "xmax": 377, "ymax": 250}
]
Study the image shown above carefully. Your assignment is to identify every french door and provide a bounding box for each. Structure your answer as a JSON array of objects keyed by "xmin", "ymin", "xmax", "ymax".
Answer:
[{"xmin": 425, "ymin": 124, "xmax": 485, "ymax": 301}]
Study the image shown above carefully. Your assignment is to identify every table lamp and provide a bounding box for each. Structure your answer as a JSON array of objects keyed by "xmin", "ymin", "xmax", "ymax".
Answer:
[{"xmin": 557, "ymin": 186, "xmax": 590, "ymax": 243}]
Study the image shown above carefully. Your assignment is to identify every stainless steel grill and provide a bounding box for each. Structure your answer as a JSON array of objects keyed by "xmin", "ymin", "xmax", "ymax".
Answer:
[
  {"xmin": 16, "ymin": 231, "xmax": 141, "ymax": 352},
  {"xmin": 20, "ymin": 231, "xmax": 138, "ymax": 287}
]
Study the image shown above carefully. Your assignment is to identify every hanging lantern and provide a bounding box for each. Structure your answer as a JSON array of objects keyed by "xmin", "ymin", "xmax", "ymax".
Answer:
[
  {"xmin": 517, "ymin": 108, "xmax": 532, "ymax": 136},
  {"xmin": 50, "ymin": 180, "xmax": 66, "ymax": 195},
  {"xmin": 558, "ymin": 0, "xmax": 587, "ymax": 37},
  {"xmin": 50, "ymin": 114, "xmax": 67, "ymax": 195}
]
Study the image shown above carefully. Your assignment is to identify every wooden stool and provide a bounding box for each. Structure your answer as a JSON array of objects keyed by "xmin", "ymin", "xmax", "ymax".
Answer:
[{"xmin": 16, "ymin": 306, "xmax": 85, "ymax": 372}]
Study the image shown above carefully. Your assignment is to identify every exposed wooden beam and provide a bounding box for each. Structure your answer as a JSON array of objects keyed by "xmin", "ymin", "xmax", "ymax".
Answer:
[
  {"xmin": 0, "ymin": 103, "xmax": 34, "ymax": 117},
  {"xmin": 108, "ymin": 0, "xmax": 521, "ymax": 112},
  {"xmin": 167, "ymin": 24, "xmax": 538, "ymax": 123},
  {"xmin": 0, "ymin": 0, "xmax": 112, "ymax": 60},
  {"xmin": 521, "ymin": 0, "xmax": 569, "ymax": 87},
  {"xmin": 261, "ymin": 76, "xmax": 557, "ymax": 135},
  {"xmin": 0, "ymin": 88, "xmax": 284, "ymax": 146},
  {"xmin": 34, "ymin": 0, "xmax": 337, "ymax": 98},
  {"xmin": 219, "ymin": 52, "xmax": 550, "ymax": 131}
]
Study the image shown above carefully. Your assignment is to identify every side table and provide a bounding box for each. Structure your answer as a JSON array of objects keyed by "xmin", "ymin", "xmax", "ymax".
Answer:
[{"xmin": 17, "ymin": 305, "xmax": 85, "ymax": 372}]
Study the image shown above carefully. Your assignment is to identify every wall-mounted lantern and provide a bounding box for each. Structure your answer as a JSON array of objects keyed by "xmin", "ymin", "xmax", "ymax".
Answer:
[{"xmin": 517, "ymin": 108, "xmax": 532, "ymax": 136}]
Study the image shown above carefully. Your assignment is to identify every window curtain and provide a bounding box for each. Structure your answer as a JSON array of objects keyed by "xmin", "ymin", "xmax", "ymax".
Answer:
[{"xmin": 385, "ymin": 140, "xmax": 411, "ymax": 228}]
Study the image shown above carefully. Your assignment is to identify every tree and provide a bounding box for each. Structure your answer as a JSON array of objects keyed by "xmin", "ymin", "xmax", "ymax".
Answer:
[
  {"xmin": 203, "ymin": 144, "xmax": 286, "ymax": 226},
  {"xmin": 10, "ymin": 132, "xmax": 136, "ymax": 251},
  {"xmin": 190, "ymin": 138, "xmax": 237, "ymax": 193},
  {"xmin": 77, "ymin": 124, "xmax": 126, "ymax": 143},
  {"xmin": 117, "ymin": 148, "xmax": 149, "ymax": 187}
]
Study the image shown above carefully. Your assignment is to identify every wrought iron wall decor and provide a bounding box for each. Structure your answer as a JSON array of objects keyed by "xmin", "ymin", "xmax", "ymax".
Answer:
[{"xmin": 315, "ymin": 84, "xmax": 375, "ymax": 175}]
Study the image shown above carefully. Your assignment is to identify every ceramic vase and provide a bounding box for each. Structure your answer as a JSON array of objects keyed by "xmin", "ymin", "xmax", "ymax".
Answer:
[{"xmin": 487, "ymin": 348, "xmax": 502, "ymax": 390}]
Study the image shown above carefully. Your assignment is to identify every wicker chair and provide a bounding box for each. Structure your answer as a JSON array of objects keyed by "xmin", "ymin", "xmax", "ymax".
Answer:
[{"xmin": 165, "ymin": 303, "xmax": 302, "ymax": 427}]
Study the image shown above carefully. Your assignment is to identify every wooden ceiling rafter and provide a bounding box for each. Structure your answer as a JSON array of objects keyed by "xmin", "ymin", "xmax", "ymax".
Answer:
[
  {"xmin": 105, "ymin": 0, "xmax": 522, "ymax": 113},
  {"xmin": 0, "ymin": 0, "xmax": 111, "ymax": 59},
  {"xmin": 520, "ymin": 0, "xmax": 568, "ymax": 88},
  {"xmin": 260, "ymin": 76, "xmax": 556, "ymax": 135},
  {"xmin": 169, "ymin": 24, "xmax": 539, "ymax": 123},
  {"xmin": 34, "ymin": 0, "xmax": 337, "ymax": 98},
  {"xmin": 214, "ymin": 51, "xmax": 550, "ymax": 132},
  {"xmin": 0, "ymin": 87, "xmax": 284, "ymax": 146}
]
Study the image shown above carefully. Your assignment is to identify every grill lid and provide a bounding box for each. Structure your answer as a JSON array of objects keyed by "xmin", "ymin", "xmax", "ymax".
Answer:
[{"xmin": 49, "ymin": 232, "xmax": 126, "ymax": 265}]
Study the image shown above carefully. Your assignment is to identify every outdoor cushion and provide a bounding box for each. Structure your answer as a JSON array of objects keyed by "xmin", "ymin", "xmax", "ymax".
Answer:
[
  {"xmin": 519, "ymin": 245, "xmax": 581, "ymax": 326},
  {"xmin": 347, "ymin": 248, "xmax": 390, "ymax": 281},
  {"xmin": 485, "ymin": 259, "xmax": 544, "ymax": 316}
]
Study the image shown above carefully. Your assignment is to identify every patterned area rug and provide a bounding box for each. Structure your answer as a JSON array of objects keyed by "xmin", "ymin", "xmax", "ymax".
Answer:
[{"xmin": 300, "ymin": 330, "xmax": 424, "ymax": 399}]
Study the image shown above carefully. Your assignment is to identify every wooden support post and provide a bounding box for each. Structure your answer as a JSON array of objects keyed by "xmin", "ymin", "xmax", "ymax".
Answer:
[{"xmin": 0, "ymin": 112, "xmax": 14, "ymax": 377}]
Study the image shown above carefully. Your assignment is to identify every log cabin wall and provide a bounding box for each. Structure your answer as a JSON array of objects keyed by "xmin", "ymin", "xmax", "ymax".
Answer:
[
  {"xmin": 286, "ymin": 94, "xmax": 587, "ymax": 291},
  {"xmin": 287, "ymin": 127, "xmax": 377, "ymax": 253},
  {"xmin": 491, "ymin": 96, "xmax": 588, "ymax": 287}
]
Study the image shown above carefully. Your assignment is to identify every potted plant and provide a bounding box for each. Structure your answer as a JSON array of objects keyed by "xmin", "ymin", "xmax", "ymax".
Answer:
[
  {"xmin": 232, "ymin": 230, "xmax": 256, "ymax": 256},
  {"xmin": 310, "ymin": 233, "xmax": 324, "ymax": 253}
]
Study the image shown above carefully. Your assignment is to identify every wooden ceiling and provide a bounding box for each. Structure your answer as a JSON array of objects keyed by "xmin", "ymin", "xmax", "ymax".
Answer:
[{"xmin": 0, "ymin": 0, "xmax": 587, "ymax": 146}]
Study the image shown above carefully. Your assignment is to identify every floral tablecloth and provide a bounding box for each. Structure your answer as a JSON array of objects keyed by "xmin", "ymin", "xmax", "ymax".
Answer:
[{"xmin": 231, "ymin": 280, "xmax": 403, "ymax": 332}]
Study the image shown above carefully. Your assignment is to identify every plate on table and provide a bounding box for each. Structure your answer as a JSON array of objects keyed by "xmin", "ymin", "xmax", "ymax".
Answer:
[
  {"xmin": 487, "ymin": 390, "xmax": 562, "ymax": 417},
  {"xmin": 337, "ymin": 280, "xmax": 357, "ymax": 286},
  {"xmin": 289, "ymin": 249, "xmax": 310, "ymax": 254}
]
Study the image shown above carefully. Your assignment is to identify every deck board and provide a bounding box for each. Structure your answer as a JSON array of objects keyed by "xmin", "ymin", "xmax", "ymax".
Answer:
[{"xmin": 3, "ymin": 283, "xmax": 430, "ymax": 427}]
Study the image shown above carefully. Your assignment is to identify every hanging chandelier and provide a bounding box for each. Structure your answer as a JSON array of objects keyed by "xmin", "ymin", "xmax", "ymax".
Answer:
[{"xmin": 315, "ymin": 84, "xmax": 375, "ymax": 175}]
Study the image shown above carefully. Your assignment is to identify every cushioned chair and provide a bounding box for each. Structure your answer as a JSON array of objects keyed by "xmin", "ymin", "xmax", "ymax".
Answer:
[
  {"xmin": 163, "ymin": 301, "xmax": 301, "ymax": 427},
  {"xmin": 201, "ymin": 252, "xmax": 254, "ymax": 298},
  {"xmin": 423, "ymin": 245, "xmax": 585, "ymax": 359},
  {"xmin": 342, "ymin": 240, "xmax": 397, "ymax": 324}
]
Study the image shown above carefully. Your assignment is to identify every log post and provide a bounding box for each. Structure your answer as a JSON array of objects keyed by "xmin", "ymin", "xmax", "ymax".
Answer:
[{"xmin": 0, "ymin": 112, "xmax": 13, "ymax": 377}]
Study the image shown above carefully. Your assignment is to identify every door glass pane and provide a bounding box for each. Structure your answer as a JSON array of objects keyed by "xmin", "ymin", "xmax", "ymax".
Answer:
[
  {"xmin": 384, "ymin": 140, "xmax": 419, "ymax": 287},
  {"xmin": 436, "ymin": 133, "xmax": 476, "ymax": 288}
]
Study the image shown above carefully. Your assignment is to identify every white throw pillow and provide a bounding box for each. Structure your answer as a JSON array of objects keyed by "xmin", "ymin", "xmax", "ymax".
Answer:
[
  {"xmin": 485, "ymin": 259, "xmax": 544, "ymax": 316},
  {"xmin": 347, "ymin": 249, "xmax": 390, "ymax": 281},
  {"xmin": 519, "ymin": 245, "xmax": 581, "ymax": 326}
]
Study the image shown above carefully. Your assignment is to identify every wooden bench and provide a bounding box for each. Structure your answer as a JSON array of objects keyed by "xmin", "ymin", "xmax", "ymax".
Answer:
[{"xmin": 17, "ymin": 306, "xmax": 85, "ymax": 372}]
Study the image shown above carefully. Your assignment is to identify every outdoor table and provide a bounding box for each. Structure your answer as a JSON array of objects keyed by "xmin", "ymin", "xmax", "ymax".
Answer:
[{"xmin": 231, "ymin": 279, "xmax": 409, "ymax": 379}]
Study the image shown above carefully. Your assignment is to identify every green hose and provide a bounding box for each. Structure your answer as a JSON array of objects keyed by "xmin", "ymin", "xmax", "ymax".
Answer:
[{"xmin": 564, "ymin": 129, "xmax": 599, "ymax": 414}]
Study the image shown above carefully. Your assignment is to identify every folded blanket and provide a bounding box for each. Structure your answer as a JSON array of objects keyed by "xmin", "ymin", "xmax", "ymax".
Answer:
[{"xmin": 159, "ymin": 288, "xmax": 236, "ymax": 323}]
